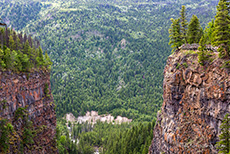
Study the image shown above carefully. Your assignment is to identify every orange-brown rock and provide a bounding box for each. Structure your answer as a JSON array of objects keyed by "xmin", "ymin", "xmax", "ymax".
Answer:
[
  {"xmin": 149, "ymin": 50, "xmax": 230, "ymax": 154},
  {"xmin": 0, "ymin": 70, "xmax": 57, "ymax": 154}
]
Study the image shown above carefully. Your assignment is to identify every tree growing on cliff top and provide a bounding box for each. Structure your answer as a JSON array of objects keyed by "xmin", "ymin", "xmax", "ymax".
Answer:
[
  {"xmin": 198, "ymin": 36, "xmax": 208, "ymax": 66},
  {"xmin": 204, "ymin": 20, "xmax": 215, "ymax": 44},
  {"xmin": 216, "ymin": 113, "xmax": 230, "ymax": 154},
  {"xmin": 212, "ymin": 0, "xmax": 230, "ymax": 57},
  {"xmin": 169, "ymin": 18, "xmax": 183, "ymax": 52},
  {"xmin": 180, "ymin": 5, "xmax": 188, "ymax": 43},
  {"xmin": 187, "ymin": 15, "xmax": 202, "ymax": 44}
]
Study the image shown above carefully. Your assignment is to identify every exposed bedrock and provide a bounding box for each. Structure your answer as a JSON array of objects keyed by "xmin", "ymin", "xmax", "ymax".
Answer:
[
  {"xmin": 0, "ymin": 70, "xmax": 57, "ymax": 154},
  {"xmin": 149, "ymin": 50, "xmax": 230, "ymax": 154}
]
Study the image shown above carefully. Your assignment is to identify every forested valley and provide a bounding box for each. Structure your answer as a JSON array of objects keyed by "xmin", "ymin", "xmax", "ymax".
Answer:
[{"xmin": 0, "ymin": 0, "xmax": 219, "ymax": 153}]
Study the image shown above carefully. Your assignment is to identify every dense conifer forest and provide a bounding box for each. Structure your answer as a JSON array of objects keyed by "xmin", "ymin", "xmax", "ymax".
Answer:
[
  {"xmin": 0, "ymin": 27, "xmax": 52, "ymax": 71},
  {"xmin": 0, "ymin": 0, "xmax": 223, "ymax": 153}
]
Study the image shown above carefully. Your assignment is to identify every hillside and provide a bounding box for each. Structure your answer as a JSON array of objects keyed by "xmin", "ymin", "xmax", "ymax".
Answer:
[
  {"xmin": 0, "ymin": 0, "xmax": 223, "ymax": 153},
  {"xmin": 0, "ymin": 0, "xmax": 218, "ymax": 122}
]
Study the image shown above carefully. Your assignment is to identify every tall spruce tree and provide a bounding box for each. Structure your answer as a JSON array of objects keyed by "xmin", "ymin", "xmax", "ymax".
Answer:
[
  {"xmin": 216, "ymin": 114, "xmax": 230, "ymax": 154},
  {"xmin": 169, "ymin": 18, "xmax": 183, "ymax": 52},
  {"xmin": 198, "ymin": 36, "xmax": 208, "ymax": 66},
  {"xmin": 212, "ymin": 0, "xmax": 230, "ymax": 57},
  {"xmin": 204, "ymin": 20, "xmax": 215, "ymax": 44},
  {"xmin": 36, "ymin": 46, "xmax": 44, "ymax": 67},
  {"xmin": 180, "ymin": 5, "xmax": 188, "ymax": 43},
  {"xmin": 187, "ymin": 15, "xmax": 202, "ymax": 44}
]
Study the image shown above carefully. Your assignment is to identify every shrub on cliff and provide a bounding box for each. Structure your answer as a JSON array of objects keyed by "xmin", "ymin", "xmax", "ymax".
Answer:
[
  {"xmin": 0, "ymin": 119, "xmax": 13, "ymax": 153},
  {"xmin": 216, "ymin": 113, "xmax": 230, "ymax": 154}
]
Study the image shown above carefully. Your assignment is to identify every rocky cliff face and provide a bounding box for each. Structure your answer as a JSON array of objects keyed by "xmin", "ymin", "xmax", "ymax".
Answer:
[
  {"xmin": 149, "ymin": 49, "xmax": 230, "ymax": 154},
  {"xmin": 0, "ymin": 71, "xmax": 57, "ymax": 154}
]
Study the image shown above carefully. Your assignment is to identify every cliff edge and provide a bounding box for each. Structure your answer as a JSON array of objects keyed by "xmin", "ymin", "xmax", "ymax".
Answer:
[
  {"xmin": 0, "ymin": 71, "xmax": 57, "ymax": 153},
  {"xmin": 149, "ymin": 48, "xmax": 230, "ymax": 153}
]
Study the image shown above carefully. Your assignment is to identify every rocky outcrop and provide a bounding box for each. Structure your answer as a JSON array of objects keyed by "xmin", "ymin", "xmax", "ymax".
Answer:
[
  {"xmin": 149, "ymin": 49, "xmax": 230, "ymax": 154},
  {"xmin": 0, "ymin": 70, "xmax": 57, "ymax": 154}
]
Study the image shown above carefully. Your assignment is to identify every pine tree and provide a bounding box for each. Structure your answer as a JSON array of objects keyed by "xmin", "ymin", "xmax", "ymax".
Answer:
[
  {"xmin": 187, "ymin": 15, "xmax": 202, "ymax": 44},
  {"xmin": 198, "ymin": 36, "xmax": 207, "ymax": 66},
  {"xmin": 44, "ymin": 50, "xmax": 52, "ymax": 68},
  {"xmin": 216, "ymin": 113, "xmax": 230, "ymax": 154},
  {"xmin": 212, "ymin": 0, "xmax": 230, "ymax": 57},
  {"xmin": 204, "ymin": 20, "xmax": 215, "ymax": 44},
  {"xmin": 9, "ymin": 35, "xmax": 15, "ymax": 50},
  {"xmin": 23, "ymin": 40, "xmax": 31, "ymax": 57},
  {"xmin": 180, "ymin": 5, "xmax": 188, "ymax": 43},
  {"xmin": 169, "ymin": 18, "xmax": 183, "ymax": 52},
  {"xmin": 36, "ymin": 46, "xmax": 44, "ymax": 67},
  {"xmin": 3, "ymin": 48, "xmax": 13, "ymax": 69}
]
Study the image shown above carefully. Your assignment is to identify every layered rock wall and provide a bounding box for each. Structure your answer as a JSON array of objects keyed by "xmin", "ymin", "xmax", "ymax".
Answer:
[
  {"xmin": 149, "ymin": 50, "xmax": 230, "ymax": 154},
  {"xmin": 0, "ymin": 71, "xmax": 57, "ymax": 154}
]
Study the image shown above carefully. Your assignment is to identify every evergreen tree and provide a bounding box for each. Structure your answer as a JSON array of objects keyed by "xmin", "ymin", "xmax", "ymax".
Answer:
[
  {"xmin": 180, "ymin": 5, "xmax": 188, "ymax": 43},
  {"xmin": 23, "ymin": 40, "xmax": 31, "ymax": 57},
  {"xmin": 198, "ymin": 36, "xmax": 207, "ymax": 66},
  {"xmin": 187, "ymin": 15, "xmax": 202, "ymax": 44},
  {"xmin": 212, "ymin": 0, "xmax": 230, "ymax": 57},
  {"xmin": 44, "ymin": 50, "xmax": 52, "ymax": 69},
  {"xmin": 3, "ymin": 48, "xmax": 12, "ymax": 69},
  {"xmin": 204, "ymin": 20, "xmax": 215, "ymax": 44},
  {"xmin": 169, "ymin": 18, "xmax": 183, "ymax": 52},
  {"xmin": 216, "ymin": 114, "xmax": 230, "ymax": 154},
  {"xmin": 36, "ymin": 46, "xmax": 44, "ymax": 67},
  {"xmin": 9, "ymin": 35, "xmax": 15, "ymax": 50}
]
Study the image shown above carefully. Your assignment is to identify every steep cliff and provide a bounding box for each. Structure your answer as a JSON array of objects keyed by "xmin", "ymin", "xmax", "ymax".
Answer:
[
  {"xmin": 0, "ymin": 70, "xmax": 57, "ymax": 154},
  {"xmin": 149, "ymin": 48, "xmax": 230, "ymax": 154}
]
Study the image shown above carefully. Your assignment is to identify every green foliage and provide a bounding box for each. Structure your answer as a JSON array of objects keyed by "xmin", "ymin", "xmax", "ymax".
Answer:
[
  {"xmin": 44, "ymin": 83, "xmax": 50, "ymax": 97},
  {"xmin": 0, "ymin": 28, "xmax": 52, "ymax": 72},
  {"xmin": 0, "ymin": 119, "xmax": 13, "ymax": 153},
  {"xmin": 212, "ymin": 0, "xmax": 230, "ymax": 57},
  {"xmin": 222, "ymin": 60, "xmax": 230, "ymax": 68},
  {"xmin": 176, "ymin": 63, "xmax": 180, "ymax": 69},
  {"xmin": 0, "ymin": 107, "xmax": 41, "ymax": 153},
  {"xmin": 0, "ymin": 1, "xmax": 222, "ymax": 153},
  {"xmin": 11, "ymin": 0, "xmax": 215, "ymax": 122},
  {"xmin": 169, "ymin": 18, "xmax": 183, "ymax": 52},
  {"xmin": 36, "ymin": 46, "xmax": 44, "ymax": 67},
  {"xmin": 56, "ymin": 119, "xmax": 155, "ymax": 154},
  {"xmin": 204, "ymin": 20, "xmax": 215, "ymax": 44},
  {"xmin": 198, "ymin": 36, "xmax": 208, "ymax": 66},
  {"xmin": 182, "ymin": 62, "xmax": 188, "ymax": 68},
  {"xmin": 14, "ymin": 107, "xmax": 28, "ymax": 120},
  {"xmin": 187, "ymin": 15, "xmax": 202, "ymax": 44},
  {"xmin": 104, "ymin": 121, "xmax": 155, "ymax": 154},
  {"xmin": 216, "ymin": 113, "xmax": 230, "ymax": 154},
  {"xmin": 180, "ymin": 5, "xmax": 188, "ymax": 43},
  {"xmin": 22, "ymin": 120, "xmax": 35, "ymax": 145}
]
